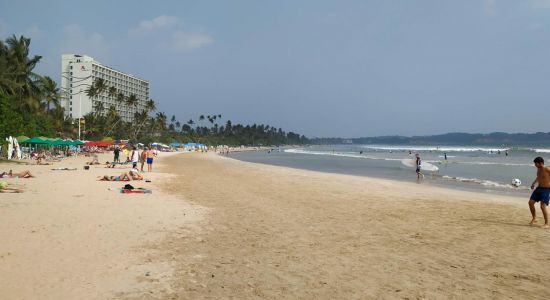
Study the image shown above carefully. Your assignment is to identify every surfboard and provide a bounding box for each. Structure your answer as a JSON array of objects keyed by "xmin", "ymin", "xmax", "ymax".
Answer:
[
  {"xmin": 7, "ymin": 136, "xmax": 13, "ymax": 160},
  {"xmin": 401, "ymin": 159, "xmax": 439, "ymax": 172}
]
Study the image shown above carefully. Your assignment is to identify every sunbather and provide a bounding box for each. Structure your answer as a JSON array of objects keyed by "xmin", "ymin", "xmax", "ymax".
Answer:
[
  {"xmin": 0, "ymin": 187, "xmax": 23, "ymax": 193},
  {"xmin": 98, "ymin": 170, "xmax": 143, "ymax": 181},
  {"xmin": 0, "ymin": 170, "xmax": 35, "ymax": 178},
  {"xmin": 0, "ymin": 181, "xmax": 23, "ymax": 193},
  {"xmin": 86, "ymin": 155, "xmax": 100, "ymax": 165}
]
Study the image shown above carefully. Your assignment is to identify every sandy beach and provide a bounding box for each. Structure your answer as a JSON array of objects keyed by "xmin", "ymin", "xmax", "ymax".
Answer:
[{"xmin": 1, "ymin": 151, "xmax": 549, "ymax": 299}]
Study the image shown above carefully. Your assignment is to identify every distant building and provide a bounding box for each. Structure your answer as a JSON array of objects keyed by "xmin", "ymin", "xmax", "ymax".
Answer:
[
  {"xmin": 60, "ymin": 54, "xmax": 150, "ymax": 122},
  {"xmin": 342, "ymin": 139, "xmax": 353, "ymax": 144}
]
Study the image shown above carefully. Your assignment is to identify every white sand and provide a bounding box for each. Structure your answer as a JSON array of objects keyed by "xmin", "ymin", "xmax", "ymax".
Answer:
[{"xmin": 0, "ymin": 152, "xmax": 205, "ymax": 299}]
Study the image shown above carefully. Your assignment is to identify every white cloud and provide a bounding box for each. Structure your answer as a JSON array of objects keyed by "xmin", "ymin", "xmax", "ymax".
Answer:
[
  {"xmin": 129, "ymin": 15, "xmax": 179, "ymax": 35},
  {"xmin": 484, "ymin": 0, "xmax": 496, "ymax": 16},
  {"xmin": 129, "ymin": 15, "xmax": 214, "ymax": 52},
  {"xmin": 60, "ymin": 24, "xmax": 110, "ymax": 63},
  {"xmin": 172, "ymin": 30, "xmax": 213, "ymax": 51}
]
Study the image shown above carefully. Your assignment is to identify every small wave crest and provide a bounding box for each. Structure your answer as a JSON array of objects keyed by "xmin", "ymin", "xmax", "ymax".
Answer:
[
  {"xmin": 441, "ymin": 175, "xmax": 529, "ymax": 190},
  {"xmin": 361, "ymin": 145, "xmax": 510, "ymax": 152},
  {"xmin": 284, "ymin": 148, "xmax": 401, "ymax": 161}
]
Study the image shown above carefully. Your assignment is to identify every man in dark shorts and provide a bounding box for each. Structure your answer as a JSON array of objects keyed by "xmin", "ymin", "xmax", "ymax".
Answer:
[
  {"xmin": 113, "ymin": 146, "xmax": 120, "ymax": 163},
  {"xmin": 529, "ymin": 157, "xmax": 550, "ymax": 228},
  {"xmin": 415, "ymin": 153, "xmax": 424, "ymax": 180}
]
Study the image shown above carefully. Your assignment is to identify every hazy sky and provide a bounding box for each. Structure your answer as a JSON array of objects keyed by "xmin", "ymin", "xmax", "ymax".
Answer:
[{"xmin": 2, "ymin": 0, "xmax": 550, "ymax": 137}]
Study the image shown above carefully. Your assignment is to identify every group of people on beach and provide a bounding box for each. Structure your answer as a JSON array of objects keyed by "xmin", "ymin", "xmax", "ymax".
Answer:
[{"xmin": 113, "ymin": 146, "xmax": 155, "ymax": 172}]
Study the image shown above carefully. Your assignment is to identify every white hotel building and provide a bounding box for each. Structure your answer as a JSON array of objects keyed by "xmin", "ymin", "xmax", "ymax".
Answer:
[{"xmin": 60, "ymin": 54, "xmax": 150, "ymax": 122}]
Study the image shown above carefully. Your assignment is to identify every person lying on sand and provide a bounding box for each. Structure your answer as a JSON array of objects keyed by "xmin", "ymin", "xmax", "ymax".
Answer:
[
  {"xmin": 0, "ymin": 170, "xmax": 35, "ymax": 178},
  {"xmin": 98, "ymin": 170, "xmax": 143, "ymax": 181},
  {"xmin": 86, "ymin": 155, "xmax": 100, "ymax": 165},
  {"xmin": 0, "ymin": 181, "xmax": 23, "ymax": 193},
  {"xmin": 106, "ymin": 162, "xmax": 131, "ymax": 168},
  {"xmin": 529, "ymin": 157, "xmax": 550, "ymax": 228}
]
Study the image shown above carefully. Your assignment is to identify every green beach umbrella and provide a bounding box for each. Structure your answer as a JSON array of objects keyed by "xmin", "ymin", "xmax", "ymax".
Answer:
[
  {"xmin": 16, "ymin": 136, "xmax": 29, "ymax": 143},
  {"xmin": 25, "ymin": 136, "xmax": 48, "ymax": 144}
]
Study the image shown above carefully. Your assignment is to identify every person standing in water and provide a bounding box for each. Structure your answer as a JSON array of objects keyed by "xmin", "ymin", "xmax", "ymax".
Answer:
[
  {"xmin": 529, "ymin": 157, "xmax": 550, "ymax": 228},
  {"xmin": 444, "ymin": 152, "xmax": 447, "ymax": 160},
  {"xmin": 415, "ymin": 153, "xmax": 424, "ymax": 180}
]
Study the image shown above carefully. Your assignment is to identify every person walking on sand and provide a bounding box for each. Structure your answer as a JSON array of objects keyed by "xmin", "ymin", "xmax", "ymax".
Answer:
[
  {"xmin": 113, "ymin": 146, "xmax": 120, "ymax": 163},
  {"xmin": 130, "ymin": 146, "xmax": 139, "ymax": 169},
  {"xmin": 415, "ymin": 153, "xmax": 424, "ymax": 180},
  {"xmin": 529, "ymin": 157, "xmax": 550, "ymax": 228},
  {"xmin": 146, "ymin": 147, "xmax": 154, "ymax": 172}
]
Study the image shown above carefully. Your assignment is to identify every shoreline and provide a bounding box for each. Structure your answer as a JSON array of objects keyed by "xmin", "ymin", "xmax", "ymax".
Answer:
[{"xmin": 228, "ymin": 148, "xmax": 534, "ymax": 198}]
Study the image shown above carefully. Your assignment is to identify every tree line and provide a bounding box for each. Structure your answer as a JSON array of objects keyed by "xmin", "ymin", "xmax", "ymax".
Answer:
[{"xmin": 0, "ymin": 34, "xmax": 309, "ymax": 146}]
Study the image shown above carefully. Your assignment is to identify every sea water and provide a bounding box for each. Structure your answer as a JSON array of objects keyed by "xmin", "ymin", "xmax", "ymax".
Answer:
[{"xmin": 230, "ymin": 145, "xmax": 550, "ymax": 196}]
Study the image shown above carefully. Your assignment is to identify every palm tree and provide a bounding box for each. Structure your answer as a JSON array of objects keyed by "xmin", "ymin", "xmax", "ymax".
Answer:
[
  {"xmin": 126, "ymin": 93, "xmax": 138, "ymax": 115},
  {"xmin": 108, "ymin": 86, "xmax": 117, "ymax": 99},
  {"xmin": 85, "ymin": 84, "xmax": 98, "ymax": 99},
  {"xmin": 4, "ymin": 35, "xmax": 42, "ymax": 112},
  {"xmin": 145, "ymin": 99, "xmax": 156, "ymax": 112},
  {"xmin": 94, "ymin": 78, "xmax": 108, "ymax": 96},
  {"xmin": 116, "ymin": 91, "xmax": 125, "ymax": 112},
  {"xmin": 40, "ymin": 76, "xmax": 60, "ymax": 112},
  {"xmin": 94, "ymin": 101, "xmax": 105, "ymax": 116},
  {"xmin": 155, "ymin": 112, "xmax": 167, "ymax": 132}
]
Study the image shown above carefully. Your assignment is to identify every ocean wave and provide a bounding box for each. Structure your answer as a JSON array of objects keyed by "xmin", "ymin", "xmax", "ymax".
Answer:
[
  {"xmin": 452, "ymin": 161, "xmax": 532, "ymax": 167},
  {"xmin": 533, "ymin": 149, "xmax": 550, "ymax": 153},
  {"xmin": 360, "ymin": 145, "xmax": 510, "ymax": 152},
  {"xmin": 441, "ymin": 176, "xmax": 529, "ymax": 190},
  {"xmin": 284, "ymin": 149, "xmax": 402, "ymax": 161}
]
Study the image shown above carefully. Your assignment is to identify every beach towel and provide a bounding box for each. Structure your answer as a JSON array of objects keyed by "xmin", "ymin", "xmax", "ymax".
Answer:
[
  {"xmin": 51, "ymin": 167, "xmax": 77, "ymax": 171},
  {"xmin": 121, "ymin": 188, "xmax": 152, "ymax": 194}
]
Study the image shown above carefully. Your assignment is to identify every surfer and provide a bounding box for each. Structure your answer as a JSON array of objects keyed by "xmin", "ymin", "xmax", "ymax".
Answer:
[
  {"xmin": 415, "ymin": 153, "xmax": 424, "ymax": 180},
  {"xmin": 529, "ymin": 157, "xmax": 550, "ymax": 228}
]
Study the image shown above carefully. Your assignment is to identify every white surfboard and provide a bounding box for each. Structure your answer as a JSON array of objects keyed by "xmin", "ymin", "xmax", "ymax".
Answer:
[
  {"xmin": 14, "ymin": 138, "xmax": 21, "ymax": 160},
  {"xmin": 7, "ymin": 136, "xmax": 13, "ymax": 160},
  {"xmin": 401, "ymin": 159, "xmax": 439, "ymax": 172}
]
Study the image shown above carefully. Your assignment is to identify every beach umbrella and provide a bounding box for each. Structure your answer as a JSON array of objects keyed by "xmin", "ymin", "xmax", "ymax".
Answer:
[
  {"xmin": 16, "ymin": 136, "xmax": 29, "ymax": 143},
  {"xmin": 26, "ymin": 136, "xmax": 48, "ymax": 144}
]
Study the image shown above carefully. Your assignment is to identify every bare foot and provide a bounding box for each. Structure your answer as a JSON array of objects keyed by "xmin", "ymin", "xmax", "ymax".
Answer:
[
  {"xmin": 529, "ymin": 219, "xmax": 538, "ymax": 226},
  {"xmin": 541, "ymin": 224, "xmax": 550, "ymax": 229}
]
